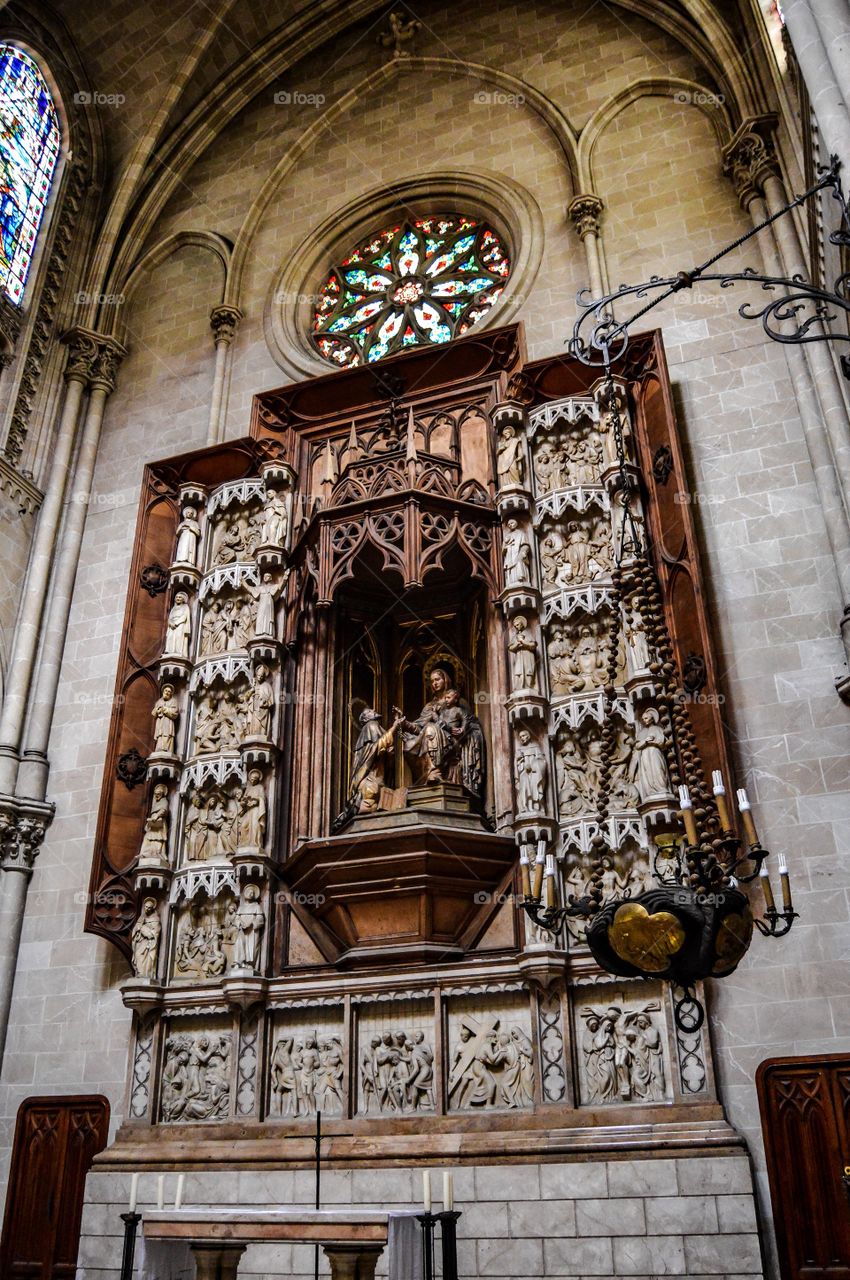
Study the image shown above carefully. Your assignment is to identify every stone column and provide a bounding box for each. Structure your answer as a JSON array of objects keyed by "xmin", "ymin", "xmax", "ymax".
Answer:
[
  {"xmin": 17, "ymin": 337, "xmax": 126, "ymax": 800},
  {"xmin": 208, "ymin": 305, "xmax": 242, "ymax": 446},
  {"xmin": 780, "ymin": 0, "xmax": 850, "ymax": 168},
  {"xmin": 322, "ymin": 1243, "xmax": 383, "ymax": 1279},
  {"xmin": 567, "ymin": 195, "xmax": 606, "ymax": 299},
  {"xmin": 0, "ymin": 801, "xmax": 51, "ymax": 1060},
  {"xmin": 0, "ymin": 330, "xmax": 97, "ymax": 794},
  {"xmin": 190, "ymin": 1244, "xmax": 247, "ymax": 1279},
  {"xmin": 724, "ymin": 124, "xmax": 850, "ymax": 687}
]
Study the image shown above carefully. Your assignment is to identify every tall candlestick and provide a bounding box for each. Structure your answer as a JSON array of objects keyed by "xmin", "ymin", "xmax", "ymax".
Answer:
[
  {"xmin": 156, "ymin": 1174, "xmax": 164, "ymax": 1211},
  {"xmin": 778, "ymin": 858, "xmax": 792, "ymax": 912},
  {"xmin": 759, "ymin": 863, "xmax": 776, "ymax": 913},
  {"xmin": 128, "ymin": 1173, "xmax": 138, "ymax": 1214},
  {"xmin": 422, "ymin": 1170, "xmax": 432, "ymax": 1212},
  {"xmin": 544, "ymin": 854, "xmax": 557, "ymax": 909},
  {"xmin": 712, "ymin": 770, "xmax": 732, "ymax": 832},
  {"xmin": 443, "ymin": 1171, "xmax": 454, "ymax": 1211},
  {"xmin": 531, "ymin": 846, "xmax": 546, "ymax": 900},
  {"xmin": 519, "ymin": 846, "xmax": 531, "ymax": 898},
  {"xmin": 174, "ymin": 1174, "xmax": 185, "ymax": 1210},
  {"xmin": 678, "ymin": 785, "xmax": 698, "ymax": 846},
  {"xmin": 736, "ymin": 788, "xmax": 759, "ymax": 847}
]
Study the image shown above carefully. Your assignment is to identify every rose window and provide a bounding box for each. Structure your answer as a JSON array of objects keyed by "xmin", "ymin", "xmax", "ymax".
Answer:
[{"xmin": 311, "ymin": 215, "xmax": 511, "ymax": 369}]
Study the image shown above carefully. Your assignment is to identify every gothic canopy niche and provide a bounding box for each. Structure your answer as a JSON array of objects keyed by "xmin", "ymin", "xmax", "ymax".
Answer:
[{"xmin": 264, "ymin": 172, "xmax": 544, "ymax": 380}]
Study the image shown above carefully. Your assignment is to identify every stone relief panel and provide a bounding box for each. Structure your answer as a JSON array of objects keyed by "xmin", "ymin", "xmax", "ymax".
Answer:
[
  {"xmin": 160, "ymin": 1025, "xmax": 232, "ymax": 1122},
  {"xmin": 171, "ymin": 893, "xmax": 238, "ymax": 979},
  {"xmin": 573, "ymin": 986, "xmax": 671, "ymax": 1106},
  {"xmin": 355, "ymin": 999, "xmax": 435, "ymax": 1116},
  {"xmin": 268, "ymin": 1008, "xmax": 345, "ymax": 1118},
  {"xmin": 446, "ymin": 994, "xmax": 535, "ymax": 1112}
]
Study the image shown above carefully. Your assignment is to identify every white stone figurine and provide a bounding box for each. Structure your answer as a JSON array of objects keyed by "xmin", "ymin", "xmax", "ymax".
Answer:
[
  {"xmin": 629, "ymin": 707, "xmax": 674, "ymax": 802},
  {"xmin": 624, "ymin": 605, "xmax": 651, "ymax": 674},
  {"xmin": 514, "ymin": 727, "xmax": 548, "ymax": 814},
  {"xmin": 174, "ymin": 506, "xmax": 200, "ymax": 566},
  {"xmin": 238, "ymin": 768, "xmax": 267, "ymax": 848},
  {"xmin": 261, "ymin": 488, "xmax": 289, "ymax": 547},
  {"xmin": 131, "ymin": 896, "xmax": 161, "ymax": 979},
  {"xmin": 233, "ymin": 883, "xmax": 265, "ymax": 970},
  {"xmin": 139, "ymin": 783, "xmax": 170, "ymax": 864},
  {"xmin": 508, "ymin": 615, "xmax": 538, "ymax": 691},
  {"xmin": 249, "ymin": 664, "xmax": 275, "ymax": 739},
  {"xmin": 497, "ymin": 426, "xmax": 525, "ymax": 488},
  {"xmin": 151, "ymin": 684, "xmax": 179, "ymax": 754},
  {"xmin": 502, "ymin": 519, "xmax": 532, "ymax": 588},
  {"xmin": 250, "ymin": 572, "xmax": 281, "ymax": 639},
  {"xmin": 164, "ymin": 592, "xmax": 192, "ymax": 658}
]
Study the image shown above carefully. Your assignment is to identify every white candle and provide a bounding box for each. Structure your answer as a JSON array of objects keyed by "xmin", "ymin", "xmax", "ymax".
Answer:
[
  {"xmin": 678, "ymin": 785, "xmax": 691, "ymax": 809},
  {"xmin": 736, "ymin": 788, "xmax": 750, "ymax": 811},
  {"xmin": 128, "ymin": 1173, "xmax": 139, "ymax": 1214},
  {"xmin": 174, "ymin": 1174, "xmax": 185, "ymax": 1210},
  {"xmin": 443, "ymin": 1171, "xmax": 454, "ymax": 1211},
  {"xmin": 711, "ymin": 771, "xmax": 725, "ymax": 795},
  {"xmin": 157, "ymin": 1174, "xmax": 165, "ymax": 1211},
  {"xmin": 423, "ymin": 1170, "xmax": 431, "ymax": 1212}
]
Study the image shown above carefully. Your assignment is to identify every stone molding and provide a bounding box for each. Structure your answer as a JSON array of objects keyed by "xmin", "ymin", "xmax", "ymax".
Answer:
[
  {"xmin": 0, "ymin": 456, "xmax": 42, "ymax": 516},
  {"xmin": 0, "ymin": 792, "xmax": 54, "ymax": 873}
]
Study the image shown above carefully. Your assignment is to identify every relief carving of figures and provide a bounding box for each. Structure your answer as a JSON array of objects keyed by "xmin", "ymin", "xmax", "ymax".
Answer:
[
  {"xmin": 200, "ymin": 596, "xmax": 259, "ymax": 655},
  {"xmin": 508, "ymin": 615, "xmax": 538, "ymax": 692},
  {"xmin": 502, "ymin": 519, "xmax": 532, "ymax": 588},
  {"xmin": 151, "ymin": 685, "xmax": 179, "ymax": 755},
  {"xmin": 193, "ymin": 685, "xmax": 248, "ymax": 755},
  {"xmin": 261, "ymin": 488, "xmax": 289, "ymax": 547},
  {"xmin": 514, "ymin": 727, "xmax": 547, "ymax": 814},
  {"xmin": 448, "ymin": 1014, "xmax": 534, "ymax": 1110},
  {"xmin": 175, "ymin": 506, "xmax": 200, "ymax": 566},
  {"xmin": 174, "ymin": 898, "xmax": 233, "ymax": 978},
  {"xmin": 161, "ymin": 1032, "xmax": 231, "ymax": 1121},
  {"xmin": 360, "ymin": 1029, "xmax": 435, "ymax": 1113},
  {"xmin": 630, "ymin": 708, "xmax": 674, "ymax": 802},
  {"xmin": 580, "ymin": 1003, "xmax": 665, "ymax": 1103},
  {"xmin": 270, "ymin": 1033, "xmax": 344, "ymax": 1117},
  {"xmin": 540, "ymin": 520, "xmax": 612, "ymax": 588},
  {"xmin": 549, "ymin": 624, "xmax": 607, "ymax": 694},
  {"xmin": 139, "ymin": 784, "xmax": 170, "ymax": 864},
  {"xmin": 238, "ymin": 769, "xmax": 267, "ymax": 849},
  {"xmin": 232, "ymin": 884, "xmax": 265, "ymax": 970},
  {"xmin": 248, "ymin": 664, "xmax": 275, "ymax": 739},
  {"xmin": 334, "ymin": 708, "xmax": 403, "ymax": 829},
  {"xmin": 496, "ymin": 426, "xmax": 525, "ymax": 488},
  {"xmin": 610, "ymin": 725, "xmax": 640, "ymax": 808},
  {"xmin": 533, "ymin": 443, "xmax": 557, "ymax": 494},
  {"xmin": 397, "ymin": 666, "xmax": 485, "ymax": 800},
  {"xmin": 184, "ymin": 786, "xmax": 240, "ymax": 862},
  {"xmin": 164, "ymin": 592, "xmax": 192, "ymax": 658},
  {"xmin": 556, "ymin": 733, "xmax": 590, "ymax": 818},
  {"xmin": 131, "ymin": 897, "xmax": 161, "ymax": 979},
  {"xmin": 213, "ymin": 514, "xmax": 251, "ymax": 566}
]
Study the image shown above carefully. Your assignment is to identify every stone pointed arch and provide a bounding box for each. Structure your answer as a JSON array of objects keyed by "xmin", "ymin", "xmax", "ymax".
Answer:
[{"xmin": 114, "ymin": 232, "xmax": 232, "ymax": 346}]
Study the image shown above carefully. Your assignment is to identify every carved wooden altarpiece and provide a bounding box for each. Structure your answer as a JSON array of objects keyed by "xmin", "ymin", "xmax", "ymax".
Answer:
[{"xmin": 87, "ymin": 324, "xmax": 741, "ymax": 1169}]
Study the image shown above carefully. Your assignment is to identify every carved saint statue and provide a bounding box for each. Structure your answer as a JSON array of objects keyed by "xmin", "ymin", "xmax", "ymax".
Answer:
[
  {"xmin": 261, "ymin": 489, "xmax": 289, "ymax": 547},
  {"xmin": 396, "ymin": 666, "xmax": 485, "ymax": 801},
  {"xmin": 249, "ymin": 664, "xmax": 275, "ymax": 739},
  {"xmin": 151, "ymin": 684, "xmax": 179, "ymax": 755},
  {"xmin": 164, "ymin": 591, "xmax": 192, "ymax": 658},
  {"xmin": 514, "ymin": 726, "xmax": 547, "ymax": 814},
  {"xmin": 629, "ymin": 707, "xmax": 674, "ymax": 802},
  {"xmin": 238, "ymin": 769, "xmax": 267, "ymax": 849},
  {"xmin": 175, "ymin": 506, "xmax": 200, "ymax": 566},
  {"xmin": 334, "ymin": 708, "xmax": 402, "ymax": 830},
  {"xmin": 233, "ymin": 883, "xmax": 265, "ymax": 971},
  {"xmin": 497, "ymin": 426, "xmax": 525, "ymax": 488},
  {"xmin": 502, "ymin": 519, "xmax": 532, "ymax": 588},
  {"xmin": 624, "ymin": 605, "xmax": 650, "ymax": 674},
  {"xmin": 139, "ymin": 783, "xmax": 169, "ymax": 864},
  {"xmin": 131, "ymin": 896, "xmax": 161, "ymax": 979},
  {"xmin": 250, "ymin": 572, "xmax": 281, "ymax": 639},
  {"xmin": 508, "ymin": 615, "xmax": 538, "ymax": 692}
]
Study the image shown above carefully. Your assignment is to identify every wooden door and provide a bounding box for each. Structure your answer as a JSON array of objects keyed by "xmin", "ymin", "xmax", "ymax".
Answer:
[
  {"xmin": 758, "ymin": 1056, "xmax": 850, "ymax": 1280},
  {"xmin": 0, "ymin": 1095, "xmax": 110, "ymax": 1279}
]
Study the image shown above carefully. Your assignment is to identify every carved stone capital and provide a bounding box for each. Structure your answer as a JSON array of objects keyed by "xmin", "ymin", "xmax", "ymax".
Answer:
[
  {"xmin": 722, "ymin": 116, "xmax": 780, "ymax": 209},
  {"xmin": 0, "ymin": 793, "xmax": 54, "ymax": 873},
  {"xmin": 0, "ymin": 296, "xmax": 22, "ymax": 366},
  {"xmin": 210, "ymin": 305, "xmax": 243, "ymax": 346},
  {"xmin": 567, "ymin": 194, "xmax": 604, "ymax": 240},
  {"xmin": 90, "ymin": 336, "xmax": 127, "ymax": 393}
]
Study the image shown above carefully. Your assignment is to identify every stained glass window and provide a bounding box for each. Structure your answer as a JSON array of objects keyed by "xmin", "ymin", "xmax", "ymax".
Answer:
[
  {"xmin": 0, "ymin": 45, "xmax": 60, "ymax": 306},
  {"xmin": 311, "ymin": 215, "xmax": 511, "ymax": 368}
]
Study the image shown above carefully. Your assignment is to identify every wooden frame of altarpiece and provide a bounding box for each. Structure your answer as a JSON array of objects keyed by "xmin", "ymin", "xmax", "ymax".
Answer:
[{"xmin": 85, "ymin": 322, "xmax": 733, "ymax": 965}]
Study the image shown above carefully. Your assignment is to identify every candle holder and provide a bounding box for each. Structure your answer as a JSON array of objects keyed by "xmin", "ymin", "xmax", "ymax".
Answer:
[
  {"xmin": 119, "ymin": 1210, "xmax": 141, "ymax": 1280},
  {"xmin": 416, "ymin": 1211, "xmax": 437, "ymax": 1280},
  {"xmin": 437, "ymin": 1209, "xmax": 462, "ymax": 1280}
]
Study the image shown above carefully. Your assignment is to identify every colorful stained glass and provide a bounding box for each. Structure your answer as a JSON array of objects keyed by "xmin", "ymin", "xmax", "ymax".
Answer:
[
  {"xmin": 311, "ymin": 216, "xmax": 511, "ymax": 368},
  {"xmin": 0, "ymin": 46, "xmax": 60, "ymax": 306}
]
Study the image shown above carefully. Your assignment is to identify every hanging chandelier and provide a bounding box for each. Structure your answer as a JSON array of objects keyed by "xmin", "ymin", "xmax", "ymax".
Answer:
[{"xmin": 515, "ymin": 156, "xmax": 850, "ymax": 1022}]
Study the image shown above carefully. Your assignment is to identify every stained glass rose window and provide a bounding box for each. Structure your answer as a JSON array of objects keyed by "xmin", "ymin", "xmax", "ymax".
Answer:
[{"xmin": 311, "ymin": 215, "xmax": 511, "ymax": 368}]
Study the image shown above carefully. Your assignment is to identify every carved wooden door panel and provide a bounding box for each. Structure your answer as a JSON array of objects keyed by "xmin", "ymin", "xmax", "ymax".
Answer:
[
  {"xmin": 758, "ymin": 1056, "xmax": 850, "ymax": 1280},
  {"xmin": 0, "ymin": 1096, "xmax": 109, "ymax": 1279}
]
